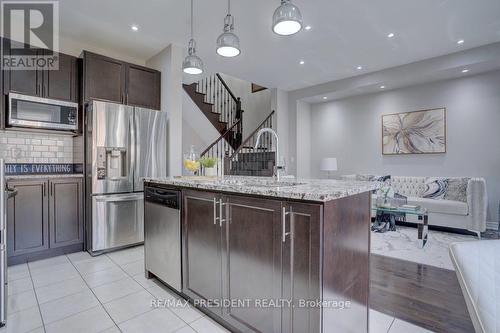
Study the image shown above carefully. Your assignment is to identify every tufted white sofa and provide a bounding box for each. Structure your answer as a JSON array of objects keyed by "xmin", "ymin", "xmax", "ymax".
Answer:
[
  {"xmin": 449, "ymin": 240, "xmax": 500, "ymax": 333},
  {"xmin": 342, "ymin": 175, "xmax": 487, "ymax": 236}
]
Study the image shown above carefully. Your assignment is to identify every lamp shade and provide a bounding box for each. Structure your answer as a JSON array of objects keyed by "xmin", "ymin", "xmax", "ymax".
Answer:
[{"xmin": 320, "ymin": 158, "xmax": 338, "ymax": 171}]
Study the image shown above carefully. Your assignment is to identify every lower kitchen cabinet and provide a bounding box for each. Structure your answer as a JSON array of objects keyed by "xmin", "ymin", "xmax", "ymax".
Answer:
[
  {"xmin": 7, "ymin": 179, "xmax": 49, "ymax": 257},
  {"xmin": 182, "ymin": 190, "xmax": 223, "ymax": 315},
  {"xmin": 7, "ymin": 177, "xmax": 84, "ymax": 264},
  {"xmin": 182, "ymin": 189, "xmax": 322, "ymax": 333},
  {"xmin": 49, "ymin": 178, "xmax": 84, "ymax": 248}
]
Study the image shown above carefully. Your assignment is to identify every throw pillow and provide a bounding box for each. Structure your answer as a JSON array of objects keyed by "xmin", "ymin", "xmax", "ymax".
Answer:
[
  {"xmin": 422, "ymin": 178, "xmax": 448, "ymax": 200},
  {"xmin": 444, "ymin": 178, "xmax": 469, "ymax": 203}
]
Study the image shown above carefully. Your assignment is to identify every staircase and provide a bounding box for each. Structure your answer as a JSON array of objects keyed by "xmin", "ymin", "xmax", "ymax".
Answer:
[
  {"xmin": 226, "ymin": 111, "xmax": 276, "ymax": 177},
  {"xmin": 183, "ymin": 74, "xmax": 242, "ymax": 150},
  {"xmin": 184, "ymin": 73, "xmax": 276, "ymax": 176}
]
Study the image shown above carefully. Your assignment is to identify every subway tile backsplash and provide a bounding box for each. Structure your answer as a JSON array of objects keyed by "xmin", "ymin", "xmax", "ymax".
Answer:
[{"xmin": 0, "ymin": 130, "xmax": 74, "ymax": 163}]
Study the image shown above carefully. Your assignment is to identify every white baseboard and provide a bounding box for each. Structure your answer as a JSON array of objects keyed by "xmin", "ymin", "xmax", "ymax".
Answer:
[{"xmin": 486, "ymin": 221, "xmax": 499, "ymax": 230}]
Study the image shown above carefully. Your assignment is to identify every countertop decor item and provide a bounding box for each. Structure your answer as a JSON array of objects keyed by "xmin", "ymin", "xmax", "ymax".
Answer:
[
  {"xmin": 382, "ymin": 108, "xmax": 446, "ymax": 155},
  {"xmin": 320, "ymin": 157, "xmax": 338, "ymax": 179},
  {"xmin": 200, "ymin": 157, "xmax": 218, "ymax": 177},
  {"xmin": 184, "ymin": 145, "xmax": 200, "ymax": 175}
]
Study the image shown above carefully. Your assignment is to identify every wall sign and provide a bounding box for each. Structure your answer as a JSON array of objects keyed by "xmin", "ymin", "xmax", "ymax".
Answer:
[{"xmin": 4, "ymin": 163, "xmax": 81, "ymax": 175}]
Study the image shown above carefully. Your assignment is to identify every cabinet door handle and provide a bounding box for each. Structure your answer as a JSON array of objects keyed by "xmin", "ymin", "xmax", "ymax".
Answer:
[
  {"xmin": 50, "ymin": 183, "xmax": 53, "ymax": 196},
  {"xmin": 213, "ymin": 198, "xmax": 218, "ymax": 225},
  {"xmin": 218, "ymin": 199, "xmax": 226, "ymax": 227},
  {"xmin": 43, "ymin": 183, "xmax": 46, "ymax": 197},
  {"xmin": 282, "ymin": 207, "xmax": 291, "ymax": 243}
]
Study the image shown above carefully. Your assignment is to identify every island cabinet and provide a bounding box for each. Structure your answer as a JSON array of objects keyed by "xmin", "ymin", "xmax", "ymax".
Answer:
[
  {"xmin": 7, "ymin": 177, "xmax": 84, "ymax": 264},
  {"xmin": 182, "ymin": 190, "xmax": 325, "ymax": 333}
]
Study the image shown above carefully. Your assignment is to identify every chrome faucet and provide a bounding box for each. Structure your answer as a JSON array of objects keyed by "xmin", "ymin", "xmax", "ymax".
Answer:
[{"xmin": 254, "ymin": 128, "xmax": 284, "ymax": 181}]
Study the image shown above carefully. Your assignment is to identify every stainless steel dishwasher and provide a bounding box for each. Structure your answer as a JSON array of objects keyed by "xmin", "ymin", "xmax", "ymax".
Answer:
[{"xmin": 144, "ymin": 186, "xmax": 181, "ymax": 292}]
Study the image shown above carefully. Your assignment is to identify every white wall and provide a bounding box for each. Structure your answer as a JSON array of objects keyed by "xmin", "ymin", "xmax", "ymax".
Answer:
[
  {"xmin": 307, "ymin": 70, "xmax": 500, "ymax": 222},
  {"xmin": 296, "ymin": 101, "xmax": 311, "ymax": 178},
  {"xmin": 182, "ymin": 90, "xmax": 220, "ymax": 175},
  {"xmin": 146, "ymin": 44, "xmax": 184, "ymax": 176},
  {"xmin": 219, "ymin": 74, "xmax": 272, "ymax": 139}
]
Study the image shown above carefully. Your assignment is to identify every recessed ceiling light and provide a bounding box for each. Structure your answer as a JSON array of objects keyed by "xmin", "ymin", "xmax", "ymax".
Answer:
[
  {"xmin": 322, "ymin": 96, "xmax": 328, "ymax": 100},
  {"xmin": 457, "ymin": 39, "xmax": 464, "ymax": 45},
  {"xmin": 387, "ymin": 33, "xmax": 395, "ymax": 38},
  {"xmin": 299, "ymin": 60, "xmax": 305, "ymax": 65},
  {"xmin": 462, "ymin": 69, "xmax": 469, "ymax": 73},
  {"xmin": 305, "ymin": 25, "xmax": 311, "ymax": 30},
  {"xmin": 356, "ymin": 66, "xmax": 363, "ymax": 70},
  {"xmin": 380, "ymin": 85, "xmax": 386, "ymax": 89},
  {"xmin": 131, "ymin": 24, "xmax": 139, "ymax": 31}
]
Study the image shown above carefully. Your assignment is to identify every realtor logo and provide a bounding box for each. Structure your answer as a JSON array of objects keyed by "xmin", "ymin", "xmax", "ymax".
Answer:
[{"xmin": 1, "ymin": 0, "xmax": 59, "ymax": 70}]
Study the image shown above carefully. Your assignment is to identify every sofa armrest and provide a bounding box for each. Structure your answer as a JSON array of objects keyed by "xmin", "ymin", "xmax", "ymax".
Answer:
[{"xmin": 467, "ymin": 178, "xmax": 488, "ymax": 232}]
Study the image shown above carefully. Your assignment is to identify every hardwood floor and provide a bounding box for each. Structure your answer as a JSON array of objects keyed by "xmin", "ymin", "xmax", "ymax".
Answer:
[{"xmin": 370, "ymin": 254, "xmax": 474, "ymax": 333}]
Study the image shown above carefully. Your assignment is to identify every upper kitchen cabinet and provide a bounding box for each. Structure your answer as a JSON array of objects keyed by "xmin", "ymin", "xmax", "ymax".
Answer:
[
  {"xmin": 126, "ymin": 64, "xmax": 161, "ymax": 109},
  {"xmin": 44, "ymin": 52, "xmax": 79, "ymax": 102},
  {"xmin": 2, "ymin": 38, "xmax": 41, "ymax": 97},
  {"xmin": 83, "ymin": 51, "xmax": 161, "ymax": 109},
  {"xmin": 2, "ymin": 39, "xmax": 79, "ymax": 103},
  {"xmin": 83, "ymin": 51, "xmax": 125, "ymax": 104}
]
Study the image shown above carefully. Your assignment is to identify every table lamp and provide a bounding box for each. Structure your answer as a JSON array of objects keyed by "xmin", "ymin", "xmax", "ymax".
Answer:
[{"xmin": 320, "ymin": 158, "xmax": 338, "ymax": 179}]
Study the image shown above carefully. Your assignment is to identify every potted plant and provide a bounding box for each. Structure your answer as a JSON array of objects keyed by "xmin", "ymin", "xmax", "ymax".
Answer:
[{"xmin": 200, "ymin": 157, "xmax": 218, "ymax": 177}]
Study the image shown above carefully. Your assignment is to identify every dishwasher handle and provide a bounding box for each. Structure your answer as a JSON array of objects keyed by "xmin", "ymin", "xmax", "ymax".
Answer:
[{"xmin": 144, "ymin": 187, "xmax": 180, "ymax": 209}]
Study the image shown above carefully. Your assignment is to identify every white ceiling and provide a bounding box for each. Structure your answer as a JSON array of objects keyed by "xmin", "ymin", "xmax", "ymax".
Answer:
[{"xmin": 58, "ymin": 0, "xmax": 500, "ymax": 91}]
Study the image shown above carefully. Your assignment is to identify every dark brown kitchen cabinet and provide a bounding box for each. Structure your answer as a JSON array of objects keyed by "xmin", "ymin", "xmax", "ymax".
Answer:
[
  {"xmin": 224, "ymin": 195, "xmax": 283, "ymax": 333},
  {"xmin": 83, "ymin": 51, "xmax": 125, "ymax": 104},
  {"xmin": 7, "ymin": 180, "xmax": 49, "ymax": 257},
  {"xmin": 181, "ymin": 190, "xmax": 322, "ymax": 333},
  {"xmin": 49, "ymin": 178, "xmax": 83, "ymax": 248},
  {"xmin": 281, "ymin": 202, "xmax": 322, "ymax": 333},
  {"xmin": 83, "ymin": 51, "xmax": 161, "ymax": 109},
  {"xmin": 7, "ymin": 177, "xmax": 84, "ymax": 264},
  {"xmin": 44, "ymin": 52, "xmax": 79, "ymax": 102},
  {"xmin": 126, "ymin": 64, "xmax": 161, "ymax": 109},
  {"xmin": 182, "ymin": 190, "xmax": 223, "ymax": 315},
  {"xmin": 2, "ymin": 39, "xmax": 41, "ymax": 97},
  {"xmin": 2, "ymin": 39, "xmax": 79, "ymax": 102}
]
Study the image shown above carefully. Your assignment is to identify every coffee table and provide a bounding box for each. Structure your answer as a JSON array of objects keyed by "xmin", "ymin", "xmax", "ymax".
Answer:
[{"xmin": 372, "ymin": 206, "xmax": 429, "ymax": 248}]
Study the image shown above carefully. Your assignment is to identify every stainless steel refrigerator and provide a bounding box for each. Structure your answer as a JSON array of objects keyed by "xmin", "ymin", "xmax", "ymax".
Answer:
[{"xmin": 85, "ymin": 101, "xmax": 167, "ymax": 255}]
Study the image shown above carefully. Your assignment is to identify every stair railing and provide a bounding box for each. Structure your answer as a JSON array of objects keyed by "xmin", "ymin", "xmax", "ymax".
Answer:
[
  {"xmin": 199, "ymin": 119, "xmax": 242, "ymax": 176},
  {"xmin": 225, "ymin": 110, "xmax": 275, "ymax": 175},
  {"xmin": 195, "ymin": 73, "xmax": 242, "ymax": 128}
]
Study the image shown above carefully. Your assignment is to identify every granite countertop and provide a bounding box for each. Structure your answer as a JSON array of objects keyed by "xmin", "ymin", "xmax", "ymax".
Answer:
[
  {"xmin": 6, "ymin": 174, "xmax": 84, "ymax": 179},
  {"xmin": 145, "ymin": 176, "xmax": 381, "ymax": 202}
]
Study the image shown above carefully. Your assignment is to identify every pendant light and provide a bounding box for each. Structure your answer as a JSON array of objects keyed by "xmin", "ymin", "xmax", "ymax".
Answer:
[
  {"xmin": 216, "ymin": 0, "xmax": 240, "ymax": 57},
  {"xmin": 183, "ymin": 0, "xmax": 204, "ymax": 75},
  {"xmin": 272, "ymin": 0, "xmax": 303, "ymax": 36}
]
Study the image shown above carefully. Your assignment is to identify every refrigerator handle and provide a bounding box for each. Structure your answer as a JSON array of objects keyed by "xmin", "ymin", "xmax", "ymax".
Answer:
[{"xmin": 130, "ymin": 108, "xmax": 136, "ymax": 190}]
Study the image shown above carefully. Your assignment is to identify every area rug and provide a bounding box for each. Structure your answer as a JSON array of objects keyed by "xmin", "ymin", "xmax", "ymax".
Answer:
[{"xmin": 370, "ymin": 226, "xmax": 477, "ymax": 270}]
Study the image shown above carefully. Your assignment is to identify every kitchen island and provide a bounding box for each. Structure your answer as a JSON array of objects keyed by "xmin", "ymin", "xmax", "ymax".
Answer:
[{"xmin": 144, "ymin": 176, "xmax": 379, "ymax": 333}]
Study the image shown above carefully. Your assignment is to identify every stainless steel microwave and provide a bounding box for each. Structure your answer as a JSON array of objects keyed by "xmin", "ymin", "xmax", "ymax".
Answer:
[{"xmin": 8, "ymin": 93, "xmax": 78, "ymax": 131}]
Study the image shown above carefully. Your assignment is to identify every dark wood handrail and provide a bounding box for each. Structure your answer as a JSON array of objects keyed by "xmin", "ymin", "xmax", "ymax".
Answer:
[
  {"xmin": 229, "ymin": 110, "xmax": 275, "ymax": 159},
  {"xmin": 200, "ymin": 119, "xmax": 242, "ymax": 156},
  {"xmin": 216, "ymin": 73, "xmax": 238, "ymax": 103}
]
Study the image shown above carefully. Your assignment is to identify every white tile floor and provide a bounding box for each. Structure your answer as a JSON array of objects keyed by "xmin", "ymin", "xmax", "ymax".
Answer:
[{"xmin": 2, "ymin": 245, "xmax": 433, "ymax": 333}]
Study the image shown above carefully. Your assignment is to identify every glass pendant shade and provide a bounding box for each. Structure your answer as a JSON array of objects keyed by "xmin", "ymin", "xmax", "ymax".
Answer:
[
  {"xmin": 272, "ymin": 0, "xmax": 303, "ymax": 36},
  {"xmin": 183, "ymin": 39, "xmax": 204, "ymax": 75},
  {"xmin": 216, "ymin": 14, "xmax": 240, "ymax": 57}
]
